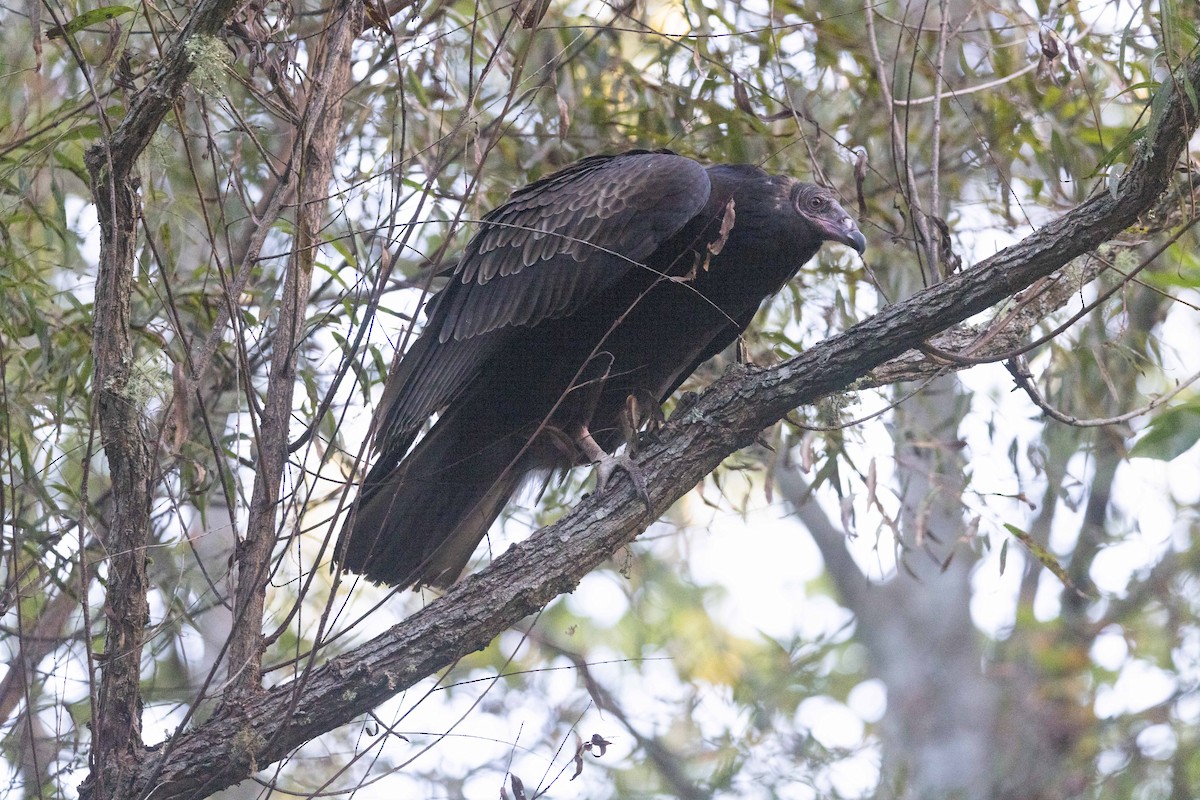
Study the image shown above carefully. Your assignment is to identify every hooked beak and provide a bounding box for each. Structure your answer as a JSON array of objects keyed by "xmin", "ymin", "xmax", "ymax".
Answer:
[{"xmin": 828, "ymin": 215, "xmax": 867, "ymax": 254}]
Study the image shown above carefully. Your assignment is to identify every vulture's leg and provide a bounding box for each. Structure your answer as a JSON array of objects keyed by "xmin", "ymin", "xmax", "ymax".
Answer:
[
  {"xmin": 620, "ymin": 390, "xmax": 666, "ymax": 455},
  {"xmin": 574, "ymin": 424, "xmax": 651, "ymax": 507}
]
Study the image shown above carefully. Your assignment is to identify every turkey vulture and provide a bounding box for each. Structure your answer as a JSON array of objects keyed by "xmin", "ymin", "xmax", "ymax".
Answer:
[{"xmin": 338, "ymin": 150, "xmax": 866, "ymax": 589}]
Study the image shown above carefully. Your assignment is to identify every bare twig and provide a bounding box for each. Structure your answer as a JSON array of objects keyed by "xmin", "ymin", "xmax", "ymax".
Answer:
[
  {"xmin": 865, "ymin": 1, "xmax": 937, "ymax": 281},
  {"xmin": 929, "ymin": 0, "xmax": 949, "ymax": 243},
  {"xmin": 1006, "ymin": 357, "xmax": 1200, "ymax": 428}
]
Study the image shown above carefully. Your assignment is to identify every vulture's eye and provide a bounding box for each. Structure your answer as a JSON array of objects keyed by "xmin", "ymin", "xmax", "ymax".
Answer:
[{"xmin": 807, "ymin": 196, "xmax": 827, "ymax": 211}]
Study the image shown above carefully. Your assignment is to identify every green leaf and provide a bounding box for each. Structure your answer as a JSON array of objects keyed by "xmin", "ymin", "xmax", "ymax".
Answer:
[
  {"xmin": 1129, "ymin": 403, "xmax": 1200, "ymax": 461},
  {"xmin": 1093, "ymin": 124, "xmax": 1146, "ymax": 172},
  {"xmin": 45, "ymin": 5, "xmax": 135, "ymax": 39},
  {"xmin": 1003, "ymin": 524, "xmax": 1084, "ymax": 597}
]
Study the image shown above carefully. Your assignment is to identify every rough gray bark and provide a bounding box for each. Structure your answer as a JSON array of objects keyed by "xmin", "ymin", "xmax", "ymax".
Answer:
[{"xmin": 86, "ymin": 130, "xmax": 153, "ymax": 800}]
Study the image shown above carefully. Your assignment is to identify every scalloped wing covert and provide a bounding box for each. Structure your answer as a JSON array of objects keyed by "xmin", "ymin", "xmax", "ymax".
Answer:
[
  {"xmin": 373, "ymin": 151, "xmax": 712, "ymax": 454},
  {"xmin": 435, "ymin": 151, "xmax": 711, "ymax": 342}
]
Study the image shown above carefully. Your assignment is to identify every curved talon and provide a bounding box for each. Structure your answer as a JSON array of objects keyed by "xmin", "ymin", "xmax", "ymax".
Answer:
[
  {"xmin": 575, "ymin": 425, "xmax": 652, "ymax": 510},
  {"xmin": 594, "ymin": 451, "xmax": 651, "ymax": 507}
]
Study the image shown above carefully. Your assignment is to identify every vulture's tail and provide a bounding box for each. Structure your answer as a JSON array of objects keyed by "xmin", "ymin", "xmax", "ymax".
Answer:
[{"xmin": 336, "ymin": 405, "xmax": 529, "ymax": 589}]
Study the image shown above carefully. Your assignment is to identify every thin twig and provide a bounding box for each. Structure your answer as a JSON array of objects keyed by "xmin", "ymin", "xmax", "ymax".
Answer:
[{"xmin": 1006, "ymin": 357, "xmax": 1200, "ymax": 428}]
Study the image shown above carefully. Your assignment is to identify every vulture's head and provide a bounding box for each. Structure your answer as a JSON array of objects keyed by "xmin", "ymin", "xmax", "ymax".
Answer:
[
  {"xmin": 708, "ymin": 166, "xmax": 867, "ymax": 263},
  {"xmin": 789, "ymin": 182, "xmax": 867, "ymax": 255}
]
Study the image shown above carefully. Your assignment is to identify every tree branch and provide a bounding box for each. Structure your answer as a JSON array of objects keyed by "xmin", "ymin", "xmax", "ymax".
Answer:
[
  {"xmin": 80, "ymin": 1, "xmax": 262, "ymax": 797},
  {"xmin": 773, "ymin": 466, "xmax": 871, "ymax": 613},
  {"xmin": 224, "ymin": 0, "xmax": 363, "ymax": 701},
  {"xmin": 84, "ymin": 106, "xmax": 155, "ymax": 800},
  {"xmin": 102, "ymin": 0, "xmax": 248, "ymax": 179}
]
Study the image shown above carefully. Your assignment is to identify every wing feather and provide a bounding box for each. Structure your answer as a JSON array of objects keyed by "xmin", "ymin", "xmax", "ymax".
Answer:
[
  {"xmin": 436, "ymin": 150, "xmax": 711, "ymax": 342},
  {"xmin": 373, "ymin": 150, "xmax": 711, "ymax": 454}
]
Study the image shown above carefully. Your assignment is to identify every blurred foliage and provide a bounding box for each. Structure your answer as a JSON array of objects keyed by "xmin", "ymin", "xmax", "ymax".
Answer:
[{"xmin": 0, "ymin": 0, "xmax": 1197, "ymax": 798}]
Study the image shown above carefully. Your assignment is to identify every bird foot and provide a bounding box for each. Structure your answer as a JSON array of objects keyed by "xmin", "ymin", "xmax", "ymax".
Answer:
[
  {"xmin": 593, "ymin": 450, "xmax": 651, "ymax": 507},
  {"xmin": 575, "ymin": 426, "xmax": 651, "ymax": 509}
]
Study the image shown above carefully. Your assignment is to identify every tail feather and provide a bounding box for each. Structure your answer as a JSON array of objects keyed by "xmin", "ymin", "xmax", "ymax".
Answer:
[{"xmin": 337, "ymin": 406, "xmax": 528, "ymax": 589}]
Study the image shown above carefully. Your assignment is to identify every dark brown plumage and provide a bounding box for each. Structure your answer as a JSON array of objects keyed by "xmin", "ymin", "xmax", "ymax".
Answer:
[{"xmin": 337, "ymin": 150, "xmax": 866, "ymax": 589}]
